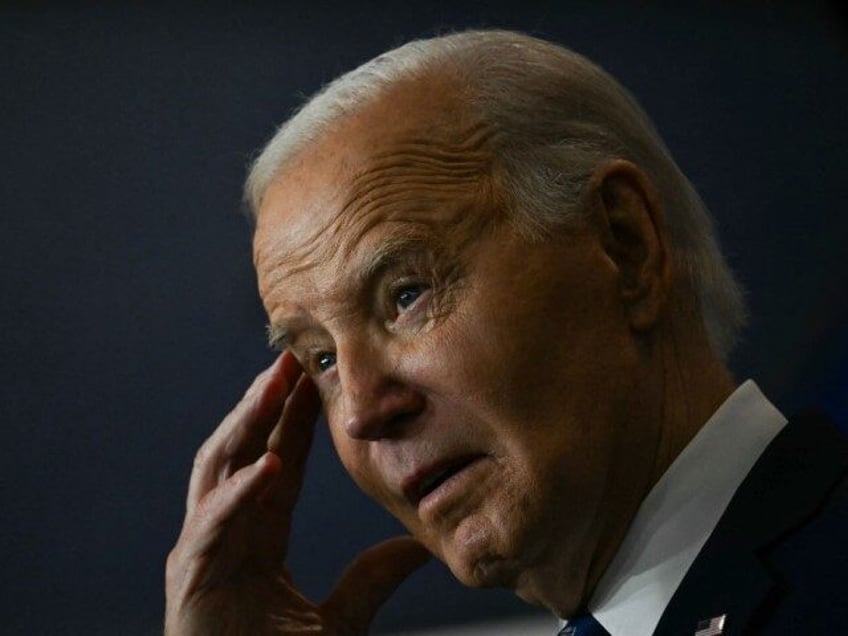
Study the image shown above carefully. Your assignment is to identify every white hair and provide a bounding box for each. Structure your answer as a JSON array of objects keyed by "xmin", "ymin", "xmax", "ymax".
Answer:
[{"xmin": 245, "ymin": 30, "xmax": 747, "ymax": 359}]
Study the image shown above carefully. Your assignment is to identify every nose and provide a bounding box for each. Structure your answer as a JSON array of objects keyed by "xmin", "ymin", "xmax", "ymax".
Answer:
[{"xmin": 335, "ymin": 339, "xmax": 425, "ymax": 440}]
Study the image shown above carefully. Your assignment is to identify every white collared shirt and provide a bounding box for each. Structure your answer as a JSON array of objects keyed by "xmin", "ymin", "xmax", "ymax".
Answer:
[{"xmin": 573, "ymin": 380, "xmax": 787, "ymax": 636}]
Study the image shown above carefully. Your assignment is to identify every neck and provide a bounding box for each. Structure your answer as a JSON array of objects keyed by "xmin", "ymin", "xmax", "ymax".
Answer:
[
  {"xmin": 521, "ymin": 301, "xmax": 737, "ymax": 618},
  {"xmin": 648, "ymin": 300, "xmax": 737, "ymax": 488}
]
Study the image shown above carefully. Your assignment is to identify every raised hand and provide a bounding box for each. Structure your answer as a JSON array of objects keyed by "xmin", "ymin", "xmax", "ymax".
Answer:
[{"xmin": 165, "ymin": 352, "xmax": 430, "ymax": 635}]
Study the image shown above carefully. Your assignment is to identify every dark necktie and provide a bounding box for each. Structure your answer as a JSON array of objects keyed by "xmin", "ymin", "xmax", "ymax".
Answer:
[{"xmin": 557, "ymin": 613, "xmax": 610, "ymax": 636}]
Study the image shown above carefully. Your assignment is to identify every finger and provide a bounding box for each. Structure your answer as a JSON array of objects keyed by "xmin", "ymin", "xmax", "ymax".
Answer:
[
  {"xmin": 186, "ymin": 356, "xmax": 285, "ymax": 514},
  {"xmin": 266, "ymin": 370, "xmax": 319, "ymax": 456},
  {"xmin": 322, "ymin": 537, "xmax": 431, "ymax": 633},
  {"xmin": 247, "ymin": 375, "xmax": 321, "ymax": 564},
  {"xmin": 261, "ymin": 373, "xmax": 322, "ymax": 516},
  {"xmin": 216, "ymin": 353, "xmax": 303, "ymax": 475},
  {"xmin": 181, "ymin": 451, "xmax": 283, "ymax": 559},
  {"xmin": 186, "ymin": 353, "xmax": 301, "ymax": 514}
]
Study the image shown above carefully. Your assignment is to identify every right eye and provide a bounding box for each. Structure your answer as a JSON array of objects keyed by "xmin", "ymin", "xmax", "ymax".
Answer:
[{"xmin": 316, "ymin": 351, "xmax": 337, "ymax": 372}]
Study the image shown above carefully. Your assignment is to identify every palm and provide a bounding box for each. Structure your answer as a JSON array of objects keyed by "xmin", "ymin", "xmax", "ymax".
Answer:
[
  {"xmin": 165, "ymin": 354, "xmax": 428, "ymax": 636},
  {"xmin": 184, "ymin": 572, "xmax": 324, "ymax": 635}
]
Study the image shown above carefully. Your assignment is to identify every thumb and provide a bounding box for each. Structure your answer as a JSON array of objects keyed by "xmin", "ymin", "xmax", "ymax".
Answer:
[{"xmin": 322, "ymin": 536, "xmax": 431, "ymax": 634}]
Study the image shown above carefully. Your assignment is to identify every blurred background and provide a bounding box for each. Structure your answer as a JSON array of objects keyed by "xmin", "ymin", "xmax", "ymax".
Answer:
[{"xmin": 1, "ymin": 1, "xmax": 847, "ymax": 634}]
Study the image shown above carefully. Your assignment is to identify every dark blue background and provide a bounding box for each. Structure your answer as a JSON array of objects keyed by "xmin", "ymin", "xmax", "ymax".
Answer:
[{"xmin": 1, "ymin": 2, "xmax": 846, "ymax": 634}]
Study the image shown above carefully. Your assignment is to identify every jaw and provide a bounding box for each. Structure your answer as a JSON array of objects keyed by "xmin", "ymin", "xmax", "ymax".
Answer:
[
  {"xmin": 512, "ymin": 564, "xmax": 587, "ymax": 617},
  {"xmin": 436, "ymin": 479, "xmax": 609, "ymax": 616},
  {"xmin": 504, "ymin": 528, "xmax": 599, "ymax": 617},
  {"xmin": 431, "ymin": 514, "xmax": 591, "ymax": 618}
]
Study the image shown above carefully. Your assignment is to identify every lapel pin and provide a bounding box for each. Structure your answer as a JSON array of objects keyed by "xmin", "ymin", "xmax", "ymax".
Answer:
[{"xmin": 694, "ymin": 614, "xmax": 726, "ymax": 636}]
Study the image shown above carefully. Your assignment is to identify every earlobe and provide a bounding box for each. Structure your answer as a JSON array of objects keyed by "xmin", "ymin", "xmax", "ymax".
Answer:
[{"xmin": 588, "ymin": 160, "xmax": 673, "ymax": 331}]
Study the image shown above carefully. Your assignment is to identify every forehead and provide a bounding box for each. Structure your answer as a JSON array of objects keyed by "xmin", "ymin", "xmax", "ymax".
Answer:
[{"xmin": 252, "ymin": 77, "xmax": 498, "ymax": 311}]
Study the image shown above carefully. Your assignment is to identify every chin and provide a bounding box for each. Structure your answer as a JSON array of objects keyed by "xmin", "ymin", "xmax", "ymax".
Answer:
[
  {"xmin": 438, "ymin": 515, "xmax": 526, "ymax": 589},
  {"xmin": 445, "ymin": 550, "xmax": 519, "ymax": 589}
]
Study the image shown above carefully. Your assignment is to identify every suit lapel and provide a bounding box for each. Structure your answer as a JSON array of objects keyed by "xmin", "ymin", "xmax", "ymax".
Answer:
[{"xmin": 653, "ymin": 411, "xmax": 848, "ymax": 636}]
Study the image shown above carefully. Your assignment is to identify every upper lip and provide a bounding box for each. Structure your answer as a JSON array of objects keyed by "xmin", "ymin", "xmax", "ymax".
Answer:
[{"xmin": 401, "ymin": 454, "xmax": 485, "ymax": 506}]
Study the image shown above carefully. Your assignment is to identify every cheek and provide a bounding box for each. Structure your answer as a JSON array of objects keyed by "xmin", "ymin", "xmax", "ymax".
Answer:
[
  {"xmin": 326, "ymin": 419, "xmax": 360, "ymax": 478},
  {"xmin": 326, "ymin": 419, "xmax": 387, "ymax": 502}
]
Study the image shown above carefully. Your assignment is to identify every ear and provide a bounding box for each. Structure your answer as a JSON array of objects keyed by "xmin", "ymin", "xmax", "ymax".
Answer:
[{"xmin": 586, "ymin": 160, "xmax": 673, "ymax": 331}]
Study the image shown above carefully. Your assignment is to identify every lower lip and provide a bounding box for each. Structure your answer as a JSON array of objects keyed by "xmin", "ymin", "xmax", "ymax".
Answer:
[{"xmin": 418, "ymin": 456, "xmax": 488, "ymax": 515}]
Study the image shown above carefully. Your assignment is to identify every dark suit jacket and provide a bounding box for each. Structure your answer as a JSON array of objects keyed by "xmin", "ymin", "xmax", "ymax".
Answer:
[{"xmin": 654, "ymin": 411, "xmax": 848, "ymax": 635}]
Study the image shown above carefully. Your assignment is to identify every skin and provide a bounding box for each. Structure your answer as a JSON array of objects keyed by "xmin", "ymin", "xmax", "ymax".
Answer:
[{"xmin": 166, "ymin": 73, "xmax": 736, "ymax": 634}]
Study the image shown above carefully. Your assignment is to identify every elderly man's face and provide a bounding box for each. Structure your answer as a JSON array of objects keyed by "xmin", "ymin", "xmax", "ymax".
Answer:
[{"xmin": 253, "ymin": 83, "xmax": 658, "ymax": 607}]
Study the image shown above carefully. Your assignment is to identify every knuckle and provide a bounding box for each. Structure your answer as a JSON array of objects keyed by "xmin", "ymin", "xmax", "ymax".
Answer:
[
  {"xmin": 193, "ymin": 441, "xmax": 214, "ymax": 471},
  {"xmin": 165, "ymin": 544, "xmax": 187, "ymax": 585},
  {"xmin": 165, "ymin": 546, "xmax": 180, "ymax": 573}
]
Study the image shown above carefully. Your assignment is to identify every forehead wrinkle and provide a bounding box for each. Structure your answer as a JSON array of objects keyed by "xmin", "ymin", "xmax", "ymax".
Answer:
[
  {"xmin": 258, "ymin": 120, "xmax": 498, "ymax": 302},
  {"xmin": 347, "ymin": 120, "xmax": 495, "ymax": 204},
  {"xmin": 257, "ymin": 191, "xmax": 350, "ymax": 297},
  {"xmin": 256, "ymin": 235, "xmax": 326, "ymax": 306},
  {"xmin": 328, "ymin": 129, "xmax": 496, "ymax": 262},
  {"xmin": 261, "ymin": 174, "xmax": 472, "ymax": 287},
  {"xmin": 331, "ymin": 182, "xmax": 485, "ymax": 267}
]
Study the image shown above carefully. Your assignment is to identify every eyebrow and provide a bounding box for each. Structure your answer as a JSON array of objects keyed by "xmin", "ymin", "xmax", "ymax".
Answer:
[
  {"xmin": 359, "ymin": 233, "xmax": 433, "ymax": 283},
  {"xmin": 266, "ymin": 323, "xmax": 290, "ymax": 351},
  {"xmin": 264, "ymin": 231, "xmax": 441, "ymax": 352}
]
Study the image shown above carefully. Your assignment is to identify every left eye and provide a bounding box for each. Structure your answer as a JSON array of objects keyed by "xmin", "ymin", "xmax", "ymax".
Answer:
[
  {"xmin": 316, "ymin": 351, "xmax": 337, "ymax": 372},
  {"xmin": 394, "ymin": 284, "xmax": 427, "ymax": 312}
]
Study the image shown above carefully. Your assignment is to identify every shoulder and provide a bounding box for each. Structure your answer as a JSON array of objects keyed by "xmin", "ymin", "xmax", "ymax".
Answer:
[
  {"xmin": 749, "ymin": 411, "xmax": 848, "ymax": 634},
  {"xmin": 656, "ymin": 411, "xmax": 848, "ymax": 635}
]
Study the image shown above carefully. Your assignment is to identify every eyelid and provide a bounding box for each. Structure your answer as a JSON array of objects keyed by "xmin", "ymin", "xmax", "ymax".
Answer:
[{"xmin": 390, "ymin": 274, "xmax": 428, "ymax": 293}]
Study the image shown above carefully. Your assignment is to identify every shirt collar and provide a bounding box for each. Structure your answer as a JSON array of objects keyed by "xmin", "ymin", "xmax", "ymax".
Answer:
[{"xmin": 580, "ymin": 380, "xmax": 787, "ymax": 636}]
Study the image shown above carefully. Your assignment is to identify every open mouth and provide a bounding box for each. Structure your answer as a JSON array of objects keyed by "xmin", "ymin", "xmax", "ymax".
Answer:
[{"xmin": 405, "ymin": 454, "xmax": 486, "ymax": 506}]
